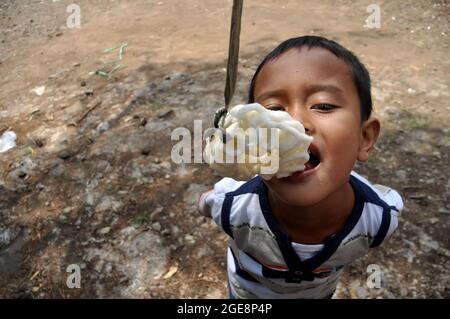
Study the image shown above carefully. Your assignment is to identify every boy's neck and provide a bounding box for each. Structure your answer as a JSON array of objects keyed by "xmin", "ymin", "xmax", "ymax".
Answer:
[{"xmin": 268, "ymin": 181, "xmax": 355, "ymax": 245}]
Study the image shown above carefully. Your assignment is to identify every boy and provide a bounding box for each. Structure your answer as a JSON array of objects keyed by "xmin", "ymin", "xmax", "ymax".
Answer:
[{"xmin": 198, "ymin": 36, "xmax": 403, "ymax": 298}]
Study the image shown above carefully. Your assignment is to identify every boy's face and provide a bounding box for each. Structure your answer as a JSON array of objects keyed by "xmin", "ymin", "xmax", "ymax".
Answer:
[{"xmin": 254, "ymin": 47, "xmax": 378, "ymax": 206}]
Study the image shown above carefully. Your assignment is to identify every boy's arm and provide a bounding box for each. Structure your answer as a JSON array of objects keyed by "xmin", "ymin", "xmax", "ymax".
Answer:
[
  {"xmin": 196, "ymin": 178, "xmax": 244, "ymax": 229},
  {"xmin": 198, "ymin": 189, "xmax": 214, "ymax": 218}
]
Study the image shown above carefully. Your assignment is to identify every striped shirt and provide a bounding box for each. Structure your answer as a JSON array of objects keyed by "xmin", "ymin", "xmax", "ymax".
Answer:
[{"xmin": 199, "ymin": 171, "xmax": 403, "ymax": 299}]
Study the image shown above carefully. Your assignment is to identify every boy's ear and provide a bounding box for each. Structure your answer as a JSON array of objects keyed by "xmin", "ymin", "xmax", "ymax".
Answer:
[{"xmin": 357, "ymin": 117, "xmax": 380, "ymax": 162}]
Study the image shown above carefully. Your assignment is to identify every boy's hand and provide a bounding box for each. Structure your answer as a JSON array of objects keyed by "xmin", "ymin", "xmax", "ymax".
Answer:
[{"xmin": 198, "ymin": 190, "xmax": 214, "ymax": 218}]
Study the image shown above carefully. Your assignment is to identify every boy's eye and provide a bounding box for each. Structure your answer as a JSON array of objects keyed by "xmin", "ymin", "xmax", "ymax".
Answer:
[
  {"xmin": 312, "ymin": 103, "xmax": 336, "ymax": 111},
  {"xmin": 267, "ymin": 105, "xmax": 286, "ymax": 112}
]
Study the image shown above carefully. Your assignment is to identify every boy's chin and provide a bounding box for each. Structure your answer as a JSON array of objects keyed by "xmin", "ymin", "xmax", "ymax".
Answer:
[
  {"xmin": 279, "ymin": 194, "xmax": 323, "ymax": 207},
  {"xmin": 268, "ymin": 184, "xmax": 326, "ymax": 207}
]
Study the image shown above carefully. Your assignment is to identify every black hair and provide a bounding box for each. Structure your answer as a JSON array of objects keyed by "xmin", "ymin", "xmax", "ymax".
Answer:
[{"xmin": 248, "ymin": 36, "xmax": 372, "ymax": 121}]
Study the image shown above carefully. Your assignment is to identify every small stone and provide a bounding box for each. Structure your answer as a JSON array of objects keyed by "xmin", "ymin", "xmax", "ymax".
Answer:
[
  {"xmin": 157, "ymin": 109, "xmax": 174, "ymax": 119},
  {"xmin": 58, "ymin": 149, "xmax": 74, "ymax": 160},
  {"xmin": 160, "ymin": 161, "xmax": 171, "ymax": 170},
  {"xmin": 144, "ymin": 121, "xmax": 171, "ymax": 133},
  {"xmin": 31, "ymin": 86, "xmax": 46, "ymax": 96},
  {"xmin": 141, "ymin": 145, "xmax": 152, "ymax": 156},
  {"xmin": 409, "ymin": 193, "xmax": 426, "ymax": 200},
  {"xmin": 48, "ymin": 69, "xmax": 65, "ymax": 80},
  {"xmin": 120, "ymin": 226, "xmax": 137, "ymax": 237},
  {"xmin": 80, "ymin": 80, "xmax": 87, "ymax": 87},
  {"xmin": 154, "ymin": 157, "xmax": 161, "ymax": 164},
  {"xmin": 432, "ymin": 151, "xmax": 441, "ymax": 159},
  {"xmin": 73, "ymin": 62, "xmax": 81, "ymax": 67},
  {"xmin": 99, "ymin": 227, "xmax": 111, "ymax": 235},
  {"xmin": 438, "ymin": 208, "xmax": 450, "ymax": 214},
  {"xmin": 152, "ymin": 222, "xmax": 161, "ymax": 231},
  {"xmin": 0, "ymin": 228, "xmax": 15, "ymax": 246},
  {"xmin": 17, "ymin": 171, "xmax": 27, "ymax": 179},
  {"xmin": 94, "ymin": 260, "xmax": 104, "ymax": 273},
  {"xmin": 150, "ymin": 207, "xmax": 164, "ymax": 220},
  {"xmin": 96, "ymin": 121, "xmax": 109, "ymax": 133},
  {"xmin": 140, "ymin": 118, "xmax": 148, "ymax": 127},
  {"xmin": 63, "ymin": 207, "xmax": 73, "ymax": 214},
  {"xmin": 32, "ymin": 287, "xmax": 40, "ymax": 293},
  {"xmin": 104, "ymin": 262, "xmax": 113, "ymax": 274},
  {"xmin": 95, "ymin": 196, "xmax": 122, "ymax": 213},
  {"xmin": 165, "ymin": 174, "xmax": 170, "ymax": 179},
  {"xmin": 35, "ymin": 139, "xmax": 44, "ymax": 147},
  {"xmin": 395, "ymin": 170, "xmax": 407, "ymax": 181},
  {"xmin": 170, "ymin": 225, "xmax": 180, "ymax": 236},
  {"xmin": 85, "ymin": 89, "xmax": 94, "ymax": 97},
  {"xmin": 429, "ymin": 218, "xmax": 438, "ymax": 224}
]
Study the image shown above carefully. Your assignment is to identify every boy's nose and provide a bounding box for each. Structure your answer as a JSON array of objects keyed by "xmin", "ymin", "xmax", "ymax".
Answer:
[{"xmin": 289, "ymin": 107, "xmax": 313, "ymax": 135}]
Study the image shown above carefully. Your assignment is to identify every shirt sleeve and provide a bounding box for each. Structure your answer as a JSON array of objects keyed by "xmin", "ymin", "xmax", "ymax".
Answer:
[
  {"xmin": 371, "ymin": 184, "xmax": 404, "ymax": 247},
  {"xmin": 197, "ymin": 177, "xmax": 244, "ymax": 229},
  {"xmin": 384, "ymin": 209, "xmax": 400, "ymax": 243},
  {"xmin": 373, "ymin": 183, "xmax": 404, "ymax": 214}
]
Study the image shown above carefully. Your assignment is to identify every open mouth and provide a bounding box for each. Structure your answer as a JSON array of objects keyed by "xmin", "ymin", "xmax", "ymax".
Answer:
[
  {"xmin": 304, "ymin": 144, "xmax": 321, "ymax": 171},
  {"xmin": 281, "ymin": 144, "xmax": 321, "ymax": 182}
]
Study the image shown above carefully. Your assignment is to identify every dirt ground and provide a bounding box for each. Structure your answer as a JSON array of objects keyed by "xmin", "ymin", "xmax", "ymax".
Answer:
[{"xmin": 0, "ymin": 0, "xmax": 449, "ymax": 298}]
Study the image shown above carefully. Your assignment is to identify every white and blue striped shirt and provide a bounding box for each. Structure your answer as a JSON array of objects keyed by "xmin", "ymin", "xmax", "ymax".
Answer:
[{"xmin": 199, "ymin": 171, "xmax": 403, "ymax": 299}]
